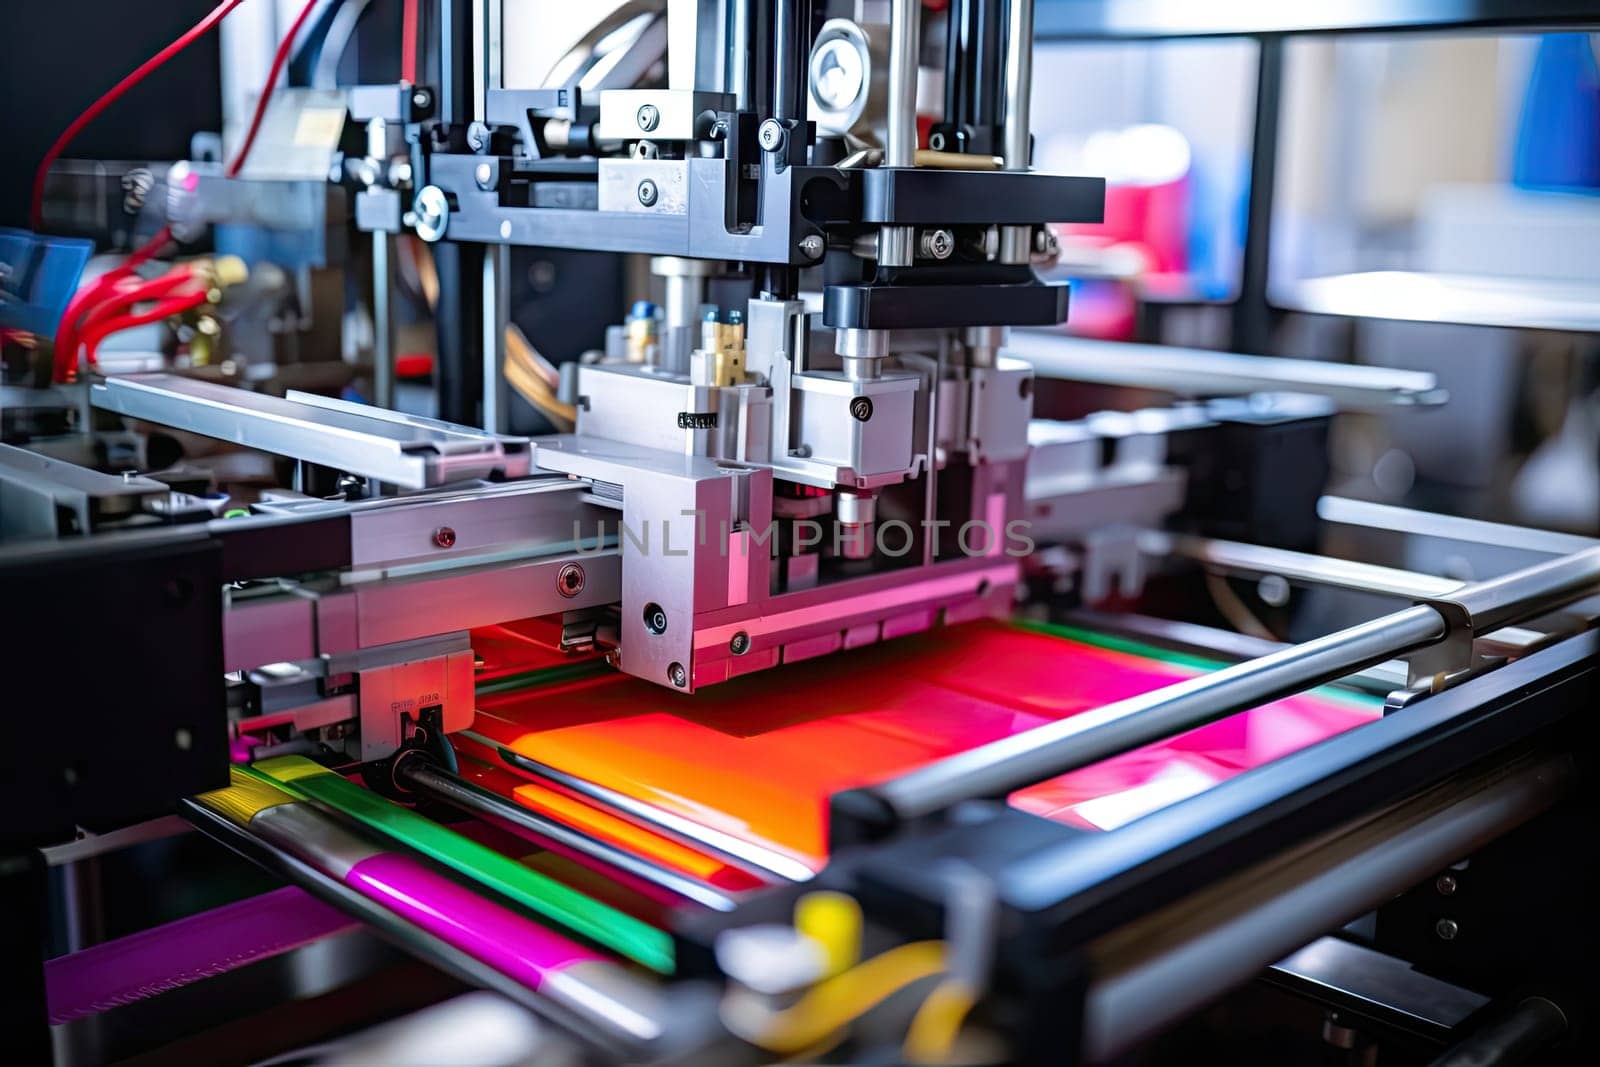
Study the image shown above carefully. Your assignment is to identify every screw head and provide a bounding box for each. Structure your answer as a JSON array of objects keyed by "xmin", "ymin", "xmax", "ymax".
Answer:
[
  {"xmin": 643, "ymin": 603, "xmax": 668, "ymax": 635},
  {"xmin": 500, "ymin": 219, "xmax": 513, "ymax": 239},
  {"xmin": 1436, "ymin": 873, "xmax": 1458, "ymax": 896},
  {"xmin": 411, "ymin": 88, "xmax": 431, "ymax": 109},
  {"xmin": 433, "ymin": 526, "xmax": 457, "ymax": 549},
  {"xmin": 758, "ymin": 118, "xmax": 786, "ymax": 152},
  {"xmin": 798, "ymin": 234, "xmax": 825, "ymax": 260},
  {"xmin": 467, "ymin": 122, "xmax": 489, "ymax": 151},
  {"xmin": 557, "ymin": 563, "xmax": 586, "ymax": 598},
  {"xmin": 730, "ymin": 631, "xmax": 751, "ymax": 655},
  {"xmin": 920, "ymin": 228, "xmax": 955, "ymax": 260},
  {"xmin": 636, "ymin": 103, "xmax": 660, "ymax": 132},
  {"xmin": 929, "ymin": 131, "xmax": 946, "ymax": 150},
  {"xmin": 475, "ymin": 162, "xmax": 494, "ymax": 188},
  {"xmin": 637, "ymin": 179, "xmax": 659, "ymax": 207},
  {"xmin": 1435, "ymin": 918, "xmax": 1460, "ymax": 941},
  {"xmin": 412, "ymin": 185, "xmax": 450, "ymax": 243},
  {"xmin": 668, "ymin": 662, "xmax": 688, "ymax": 688},
  {"xmin": 849, "ymin": 396, "xmax": 874, "ymax": 422}
]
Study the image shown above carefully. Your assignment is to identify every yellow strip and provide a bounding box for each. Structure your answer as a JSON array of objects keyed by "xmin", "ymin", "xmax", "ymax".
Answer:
[
  {"xmin": 253, "ymin": 754, "xmax": 332, "ymax": 784},
  {"xmin": 194, "ymin": 766, "xmax": 297, "ymax": 826}
]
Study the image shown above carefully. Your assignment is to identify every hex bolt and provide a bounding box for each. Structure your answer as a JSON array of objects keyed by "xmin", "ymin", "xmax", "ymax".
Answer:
[
  {"xmin": 432, "ymin": 526, "xmax": 457, "ymax": 549},
  {"xmin": 668, "ymin": 662, "xmax": 688, "ymax": 688},
  {"xmin": 799, "ymin": 234, "xmax": 825, "ymax": 260},
  {"xmin": 1435, "ymin": 918, "xmax": 1459, "ymax": 941},
  {"xmin": 636, "ymin": 103, "xmax": 660, "ymax": 132},
  {"xmin": 920, "ymin": 228, "xmax": 955, "ymax": 260},
  {"xmin": 637, "ymin": 180, "xmax": 659, "ymax": 207},
  {"xmin": 730, "ymin": 631, "xmax": 751, "ymax": 655},
  {"xmin": 475, "ymin": 162, "xmax": 494, "ymax": 189},
  {"xmin": 556, "ymin": 563, "xmax": 586, "ymax": 598},
  {"xmin": 758, "ymin": 119, "xmax": 785, "ymax": 152},
  {"xmin": 1436, "ymin": 873, "xmax": 1458, "ymax": 896}
]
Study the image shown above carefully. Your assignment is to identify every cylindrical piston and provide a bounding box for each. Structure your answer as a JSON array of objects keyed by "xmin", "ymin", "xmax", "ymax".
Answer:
[{"xmin": 835, "ymin": 489, "xmax": 878, "ymax": 560}]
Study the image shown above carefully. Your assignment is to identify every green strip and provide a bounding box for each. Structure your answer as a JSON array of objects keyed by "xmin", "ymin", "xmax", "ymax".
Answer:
[
  {"xmin": 245, "ymin": 757, "xmax": 674, "ymax": 973},
  {"xmin": 1010, "ymin": 619, "xmax": 1382, "ymax": 712},
  {"xmin": 475, "ymin": 658, "xmax": 611, "ymax": 697}
]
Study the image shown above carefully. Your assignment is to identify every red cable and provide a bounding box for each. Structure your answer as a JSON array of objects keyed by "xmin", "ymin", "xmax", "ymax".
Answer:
[
  {"xmin": 227, "ymin": 0, "xmax": 322, "ymax": 178},
  {"xmin": 73, "ymin": 266, "xmax": 198, "ymax": 347},
  {"xmin": 53, "ymin": 227, "xmax": 176, "ymax": 381},
  {"xmin": 31, "ymin": 1, "xmax": 250, "ymax": 230},
  {"xmin": 79, "ymin": 290, "xmax": 210, "ymax": 366},
  {"xmin": 401, "ymin": 0, "xmax": 419, "ymax": 85},
  {"xmin": 53, "ymin": 0, "xmax": 316, "ymax": 380}
]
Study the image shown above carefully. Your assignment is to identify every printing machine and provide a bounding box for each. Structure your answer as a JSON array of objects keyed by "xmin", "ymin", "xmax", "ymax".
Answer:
[{"xmin": 2, "ymin": 2, "xmax": 1598, "ymax": 1064}]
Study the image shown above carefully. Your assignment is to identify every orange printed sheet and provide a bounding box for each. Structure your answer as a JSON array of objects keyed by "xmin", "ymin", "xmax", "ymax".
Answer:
[{"xmin": 468, "ymin": 620, "xmax": 1381, "ymax": 873}]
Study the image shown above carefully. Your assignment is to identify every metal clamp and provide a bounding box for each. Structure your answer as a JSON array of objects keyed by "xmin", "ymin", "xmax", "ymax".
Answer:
[{"xmin": 1409, "ymin": 547, "xmax": 1600, "ymax": 685}]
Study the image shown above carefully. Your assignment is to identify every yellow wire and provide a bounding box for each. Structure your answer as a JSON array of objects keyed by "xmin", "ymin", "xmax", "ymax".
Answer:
[
  {"xmin": 749, "ymin": 940, "xmax": 945, "ymax": 1056},
  {"xmin": 902, "ymin": 978, "xmax": 978, "ymax": 1063},
  {"xmin": 410, "ymin": 239, "xmax": 575, "ymax": 427}
]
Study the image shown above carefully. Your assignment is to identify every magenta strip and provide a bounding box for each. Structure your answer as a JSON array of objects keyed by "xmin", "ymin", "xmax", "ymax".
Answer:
[
  {"xmin": 344, "ymin": 852, "xmax": 602, "ymax": 988},
  {"xmin": 46, "ymin": 886, "xmax": 356, "ymax": 1024}
]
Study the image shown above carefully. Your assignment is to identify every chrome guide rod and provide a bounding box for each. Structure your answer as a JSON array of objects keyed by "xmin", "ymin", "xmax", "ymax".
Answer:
[
  {"xmin": 396, "ymin": 760, "xmax": 738, "ymax": 912},
  {"xmin": 1082, "ymin": 753, "xmax": 1574, "ymax": 1062},
  {"xmin": 886, "ymin": 0, "xmax": 920, "ymax": 168},
  {"xmin": 1001, "ymin": 0, "xmax": 1034, "ymax": 168},
  {"xmin": 179, "ymin": 798, "xmax": 658, "ymax": 1058},
  {"xmin": 858, "ymin": 547, "xmax": 1600, "ymax": 825},
  {"xmin": 877, "ymin": 0, "xmax": 922, "ymax": 267},
  {"xmin": 998, "ymin": 0, "xmax": 1035, "ymax": 264}
]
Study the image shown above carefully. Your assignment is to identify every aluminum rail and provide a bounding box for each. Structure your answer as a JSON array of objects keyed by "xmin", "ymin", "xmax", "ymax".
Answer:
[
  {"xmin": 395, "ymin": 760, "xmax": 738, "ymax": 912},
  {"xmin": 847, "ymin": 547, "xmax": 1600, "ymax": 830},
  {"xmin": 1143, "ymin": 529, "xmax": 1463, "ymax": 598},
  {"xmin": 92, "ymin": 373, "xmax": 531, "ymax": 489},
  {"xmin": 1082, "ymin": 753, "xmax": 1574, "ymax": 1062},
  {"xmin": 1008, "ymin": 331, "xmax": 1446, "ymax": 411},
  {"xmin": 1146, "ymin": 531, "xmax": 1566, "ymax": 653}
]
